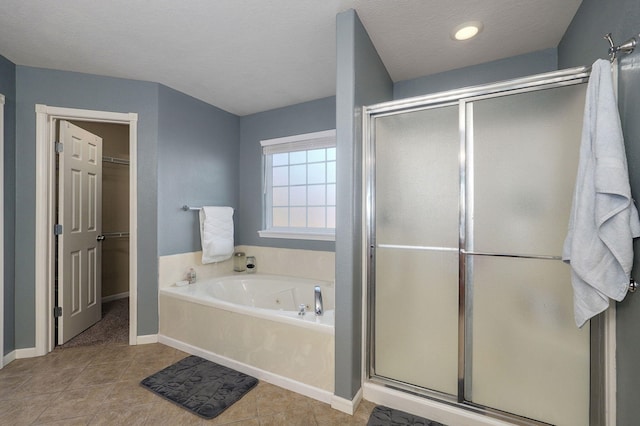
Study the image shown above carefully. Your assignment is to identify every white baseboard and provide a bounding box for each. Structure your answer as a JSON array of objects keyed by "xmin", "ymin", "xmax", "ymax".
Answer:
[
  {"xmin": 2, "ymin": 350, "xmax": 16, "ymax": 367},
  {"xmin": 158, "ymin": 334, "xmax": 334, "ymax": 405},
  {"xmin": 331, "ymin": 387, "xmax": 363, "ymax": 415},
  {"xmin": 15, "ymin": 347, "xmax": 40, "ymax": 359},
  {"xmin": 136, "ymin": 334, "xmax": 158, "ymax": 345},
  {"xmin": 102, "ymin": 291, "xmax": 129, "ymax": 303}
]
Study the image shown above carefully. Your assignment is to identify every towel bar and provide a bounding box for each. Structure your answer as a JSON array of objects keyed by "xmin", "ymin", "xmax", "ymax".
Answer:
[{"xmin": 182, "ymin": 205, "xmax": 201, "ymax": 211}]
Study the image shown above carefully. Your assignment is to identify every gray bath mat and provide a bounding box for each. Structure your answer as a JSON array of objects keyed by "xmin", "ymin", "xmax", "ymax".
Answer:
[
  {"xmin": 140, "ymin": 355, "xmax": 258, "ymax": 419},
  {"xmin": 367, "ymin": 405, "xmax": 446, "ymax": 426}
]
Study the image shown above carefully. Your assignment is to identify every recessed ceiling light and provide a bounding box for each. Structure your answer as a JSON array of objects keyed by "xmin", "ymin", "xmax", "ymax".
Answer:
[{"xmin": 452, "ymin": 21, "xmax": 483, "ymax": 41}]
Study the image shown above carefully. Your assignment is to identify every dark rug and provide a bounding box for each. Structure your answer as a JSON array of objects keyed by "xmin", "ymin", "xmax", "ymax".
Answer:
[
  {"xmin": 140, "ymin": 355, "xmax": 258, "ymax": 419},
  {"xmin": 368, "ymin": 405, "xmax": 446, "ymax": 426}
]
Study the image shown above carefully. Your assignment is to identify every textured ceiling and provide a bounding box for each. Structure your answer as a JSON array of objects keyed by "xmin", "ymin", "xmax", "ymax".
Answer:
[{"xmin": 0, "ymin": 0, "xmax": 583, "ymax": 115}]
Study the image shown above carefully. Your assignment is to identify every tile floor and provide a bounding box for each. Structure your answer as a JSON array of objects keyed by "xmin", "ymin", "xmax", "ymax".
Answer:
[{"xmin": 0, "ymin": 343, "xmax": 376, "ymax": 425}]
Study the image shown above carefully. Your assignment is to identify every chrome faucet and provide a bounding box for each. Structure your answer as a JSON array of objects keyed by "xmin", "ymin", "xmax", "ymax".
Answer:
[{"xmin": 314, "ymin": 286, "xmax": 323, "ymax": 316}]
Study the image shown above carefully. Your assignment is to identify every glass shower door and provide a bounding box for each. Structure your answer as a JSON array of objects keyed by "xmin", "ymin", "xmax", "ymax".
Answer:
[
  {"xmin": 372, "ymin": 105, "xmax": 460, "ymax": 396},
  {"xmin": 367, "ymin": 69, "xmax": 592, "ymax": 426},
  {"xmin": 467, "ymin": 85, "xmax": 590, "ymax": 425}
]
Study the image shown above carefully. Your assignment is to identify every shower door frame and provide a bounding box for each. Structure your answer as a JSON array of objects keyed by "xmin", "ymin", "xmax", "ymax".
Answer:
[{"xmin": 363, "ymin": 66, "xmax": 611, "ymax": 426}]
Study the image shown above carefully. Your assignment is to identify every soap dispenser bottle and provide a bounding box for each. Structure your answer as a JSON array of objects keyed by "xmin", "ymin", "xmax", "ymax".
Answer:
[{"xmin": 187, "ymin": 267, "xmax": 197, "ymax": 284}]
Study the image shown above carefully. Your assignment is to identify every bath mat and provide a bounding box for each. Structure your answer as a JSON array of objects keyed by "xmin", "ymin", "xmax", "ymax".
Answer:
[
  {"xmin": 367, "ymin": 405, "xmax": 446, "ymax": 426},
  {"xmin": 140, "ymin": 355, "xmax": 258, "ymax": 419}
]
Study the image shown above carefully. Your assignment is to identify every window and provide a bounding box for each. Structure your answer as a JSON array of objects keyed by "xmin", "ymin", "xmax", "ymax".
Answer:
[{"xmin": 259, "ymin": 130, "xmax": 336, "ymax": 241}]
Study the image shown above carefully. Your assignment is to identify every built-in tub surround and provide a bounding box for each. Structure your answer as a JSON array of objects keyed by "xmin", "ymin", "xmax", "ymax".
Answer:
[
  {"xmin": 158, "ymin": 245, "xmax": 336, "ymax": 401},
  {"xmin": 159, "ymin": 274, "xmax": 335, "ymax": 398},
  {"xmin": 158, "ymin": 245, "xmax": 335, "ymax": 288}
]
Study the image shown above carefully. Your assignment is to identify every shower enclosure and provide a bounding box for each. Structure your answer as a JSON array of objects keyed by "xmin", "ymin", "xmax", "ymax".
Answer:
[{"xmin": 364, "ymin": 68, "xmax": 594, "ymax": 426}]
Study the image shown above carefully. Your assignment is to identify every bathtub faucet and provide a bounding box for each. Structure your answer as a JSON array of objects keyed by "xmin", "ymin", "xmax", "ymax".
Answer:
[{"xmin": 314, "ymin": 286, "xmax": 323, "ymax": 316}]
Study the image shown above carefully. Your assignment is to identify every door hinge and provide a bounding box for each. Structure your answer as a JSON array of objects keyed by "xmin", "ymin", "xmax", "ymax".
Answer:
[
  {"xmin": 55, "ymin": 142, "xmax": 63, "ymax": 153},
  {"xmin": 54, "ymin": 224, "xmax": 63, "ymax": 235},
  {"xmin": 53, "ymin": 306, "xmax": 62, "ymax": 318}
]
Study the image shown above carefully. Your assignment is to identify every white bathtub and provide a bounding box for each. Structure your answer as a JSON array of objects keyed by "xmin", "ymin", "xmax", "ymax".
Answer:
[
  {"xmin": 159, "ymin": 273, "xmax": 336, "ymax": 394},
  {"xmin": 161, "ymin": 274, "xmax": 334, "ymax": 333}
]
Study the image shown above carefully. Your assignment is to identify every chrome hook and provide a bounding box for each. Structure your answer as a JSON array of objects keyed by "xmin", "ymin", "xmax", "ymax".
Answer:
[{"xmin": 604, "ymin": 33, "xmax": 637, "ymax": 63}]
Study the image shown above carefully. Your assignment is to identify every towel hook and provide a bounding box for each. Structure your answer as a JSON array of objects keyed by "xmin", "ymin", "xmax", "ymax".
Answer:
[
  {"xmin": 604, "ymin": 33, "xmax": 637, "ymax": 63},
  {"xmin": 630, "ymin": 279, "xmax": 638, "ymax": 293}
]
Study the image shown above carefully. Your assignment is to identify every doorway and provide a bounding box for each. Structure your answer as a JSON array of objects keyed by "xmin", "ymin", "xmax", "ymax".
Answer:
[
  {"xmin": 363, "ymin": 68, "xmax": 611, "ymax": 425},
  {"xmin": 34, "ymin": 105, "xmax": 138, "ymax": 354},
  {"xmin": 55, "ymin": 120, "xmax": 130, "ymax": 347}
]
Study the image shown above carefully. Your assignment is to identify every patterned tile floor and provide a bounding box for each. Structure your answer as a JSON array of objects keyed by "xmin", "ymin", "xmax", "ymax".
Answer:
[{"xmin": 0, "ymin": 343, "xmax": 376, "ymax": 425}]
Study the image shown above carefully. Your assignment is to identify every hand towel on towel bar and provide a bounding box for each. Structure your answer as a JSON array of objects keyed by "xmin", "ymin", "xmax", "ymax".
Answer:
[
  {"xmin": 563, "ymin": 59, "xmax": 640, "ymax": 328},
  {"xmin": 199, "ymin": 206, "xmax": 234, "ymax": 264}
]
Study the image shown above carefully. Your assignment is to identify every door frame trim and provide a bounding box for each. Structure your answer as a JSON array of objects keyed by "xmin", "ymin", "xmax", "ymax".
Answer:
[
  {"xmin": 0, "ymin": 93, "xmax": 5, "ymax": 368},
  {"xmin": 35, "ymin": 104, "xmax": 138, "ymax": 354}
]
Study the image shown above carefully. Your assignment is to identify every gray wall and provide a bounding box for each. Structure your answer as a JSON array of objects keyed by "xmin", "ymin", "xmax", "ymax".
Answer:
[
  {"xmin": 15, "ymin": 66, "xmax": 160, "ymax": 344},
  {"xmin": 0, "ymin": 54, "xmax": 15, "ymax": 355},
  {"xmin": 157, "ymin": 84, "xmax": 240, "ymax": 256},
  {"xmin": 559, "ymin": 0, "xmax": 640, "ymax": 423},
  {"xmin": 394, "ymin": 48, "xmax": 558, "ymax": 99},
  {"xmin": 237, "ymin": 96, "xmax": 336, "ymax": 251},
  {"xmin": 334, "ymin": 9, "xmax": 393, "ymax": 400}
]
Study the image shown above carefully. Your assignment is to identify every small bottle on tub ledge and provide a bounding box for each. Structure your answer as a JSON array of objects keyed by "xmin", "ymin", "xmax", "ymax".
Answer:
[
  {"xmin": 234, "ymin": 252, "xmax": 246, "ymax": 272},
  {"xmin": 246, "ymin": 256, "xmax": 256, "ymax": 273}
]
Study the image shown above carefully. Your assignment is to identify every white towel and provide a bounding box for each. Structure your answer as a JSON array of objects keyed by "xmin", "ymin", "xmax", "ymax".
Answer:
[
  {"xmin": 563, "ymin": 59, "xmax": 640, "ymax": 328},
  {"xmin": 199, "ymin": 206, "xmax": 234, "ymax": 264}
]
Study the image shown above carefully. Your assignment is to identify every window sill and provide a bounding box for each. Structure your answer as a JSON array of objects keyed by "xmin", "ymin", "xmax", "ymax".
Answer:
[{"xmin": 258, "ymin": 229, "xmax": 335, "ymax": 242}]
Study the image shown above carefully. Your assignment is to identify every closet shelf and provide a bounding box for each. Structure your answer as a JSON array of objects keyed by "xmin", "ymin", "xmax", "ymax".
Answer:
[
  {"xmin": 102, "ymin": 156, "xmax": 130, "ymax": 166},
  {"xmin": 101, "ymin": 231, "xmax": 129, "ymax": 238}
]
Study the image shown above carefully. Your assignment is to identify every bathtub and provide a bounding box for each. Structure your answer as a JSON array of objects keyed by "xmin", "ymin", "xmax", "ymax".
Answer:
[{"xmin": 159, "ymin": 274, "xmax": 335, "ymax": 395}]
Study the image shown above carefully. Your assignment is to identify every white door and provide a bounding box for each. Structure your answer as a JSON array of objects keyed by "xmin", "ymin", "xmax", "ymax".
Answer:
[{"xmin": 57, "ymin": 120, "xmax": 103, "ymax": 344}]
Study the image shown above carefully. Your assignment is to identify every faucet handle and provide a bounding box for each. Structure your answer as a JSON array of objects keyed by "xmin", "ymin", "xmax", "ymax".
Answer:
[
  {"xmin": 314, "ymin": 286, "xmax": 324, "ymax": 316},
  {"xmin": 298, "ymin": 303, "xmax": 306, "ymax": 316}
]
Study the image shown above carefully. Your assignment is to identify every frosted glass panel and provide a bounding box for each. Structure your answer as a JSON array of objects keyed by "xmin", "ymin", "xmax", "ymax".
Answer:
[
  {"xmin": 308, "ymin": 149, "xmax": 325, "ymax": 162},
  {"xmin": 375, "ymin": 248, "xmax": 458, "ymax": 395},
  {"xmin": 308, "ymin": 207, "xmax": 325, "ymax": 227},
  {"xmin": 289, "ymin": 186, "xmax": 306, "ymax": 206},
  {"xmin": 273, "ymin": 166, "xmax": 288, "ymax": 186},
  {"xmin": 272, "ymin": 187, "xmax": 288, "ymax": 206},
  {"xmin": 470, "ymin": 256, "xmax": 589, "ymax": 426},
  {"xmin": 290, "ymin": 165, "xmax": 306, "ymax": 185},
  {"xmin": 472, "ymin": 84, "xmax": 586, "ymax": 256},
  {"xmin": 272, "ymin": 207, "xmax": 287, "ymax": 227},
  {"xmin": 375, "ymin": 106, "xmax": 459, "ymax": 247},
  {"xmin": 327, "ymin": 147, "xmax": 336, "ymax": 161},
  {"xmin": 308, "ymin": 185, "xmax": 325, "ymax": 206},
  {"xmin": 273, "ymin": 153, "xmax": 288, "ymax": 166},
  {"xmin": 327, "ymin": 161, "xmax": 336, "ymax": 182},
  {"xmin": 290, "ymin": 207, "xmax": 306, "ymax": 227},
  {"xmin": 290, "ymin": 151, "xmax": 306, "ymax": 164},
  {"xmin": 308, "ymin": 163, "xmax": 325, "ymax": 184},
  {"xmin": 327, "ymin": 184, "xmax": 336, "ymax": 205}
]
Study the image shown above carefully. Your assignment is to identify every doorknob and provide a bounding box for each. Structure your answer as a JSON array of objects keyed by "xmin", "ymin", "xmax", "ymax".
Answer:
[{"xmin": 97, "ymin": 235, "xmax": 105, "ymax": 241}]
